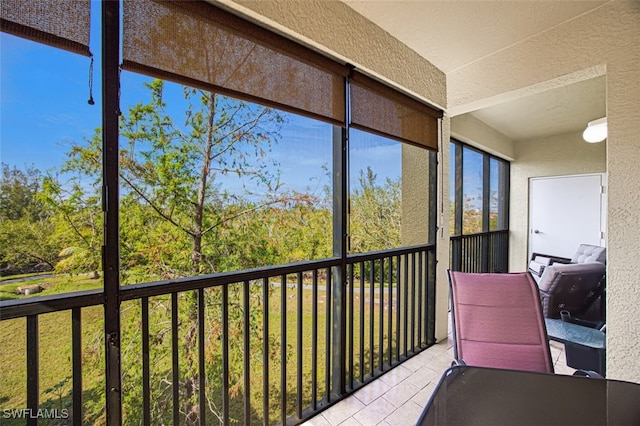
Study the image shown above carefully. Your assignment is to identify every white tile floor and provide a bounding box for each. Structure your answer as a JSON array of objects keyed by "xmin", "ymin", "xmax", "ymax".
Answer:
[{"xmin": 302, "ymin": 329, "xmax": 575, "ymax": 426}]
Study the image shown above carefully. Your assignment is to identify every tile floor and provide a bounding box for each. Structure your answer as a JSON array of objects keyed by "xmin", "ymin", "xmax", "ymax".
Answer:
[{"xmin": 302, "ymin": 328, "xmax": 575, "ymax": 426}]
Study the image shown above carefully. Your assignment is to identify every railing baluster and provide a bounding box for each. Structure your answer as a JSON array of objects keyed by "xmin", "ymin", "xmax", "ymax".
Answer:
[
  {"xmin": 262, "ymin": 277, "xmax": 270, "ymax": 424},
  {"xmin": 325, "ymin": 267, "xmax": 331, "ymax": 403},
  {"xmin": 403, "ymin": 254, "xmax": 409, "ymax": 357},
  {"xmin": 198, "ymin": 288, "xmax": 206, "ymax": 426},
  {"xmin": 359, "ymin": 261, "xmax": 365, "ymax": 384},
  {"xmin": 368, "ymin": 260, "xmax": 374, "ymax": 377},
  {"xmin": 311, "ymin": 270, "xmax": 318, "ymax": 411},
  {"xmin": 417, "ymin": 251, "xmax": 423, "ymax": 348},
  {"xmin": 387, "ymin": 256, "xmax": 393, "ymax": 365},
  {"xmin": 26, "ymin": 315, "xmax": 38, "ymax": 426},
  {"xmin": 243, "ymin": 281, "xmax": 251, "ymax": 425},
  {"xmin": 222, "ymin": 286, "xmax": 230, "ymax": 426},
  {"xmin": 296, "ymin": 272, "xmax": 303, "ymax": 420},
  {"xmin": 280, "ymin": 274, "xmax": 287, "ymax": 425},
  {"xmin": 141, "ymin": 297, "xmax": 150, "ymax": 426},
  {"xmin": 395, "ymin": 255, "xmax": 401, "ymax": 362},
  {"xmin": 425, "ymin": 250, "xmax": 430, "ymax": 344},
  {"xmin": 348, "ymin": 264, "xmax": 354, "ymax": 390},
  {"xmin": 450, "ymin": 231, "xmax": 509, "ymax": 273},
  {"xmin": 411, "ymin": 252, "xmax": 416, "ymax": 352},
  {"xmin": 430, "ymin": 249, "xmax": 438, "ymax": 343},
  {"xmin": 72, "ymin": 308, "xmax": 82, "ymax": 426},
  {"xmin": 379, "ymin": 258, "xmax": 384, "ymax": 370},
  {"xmin": 171, "ymin": 293, "xmax": 179, "ymax": 426}
]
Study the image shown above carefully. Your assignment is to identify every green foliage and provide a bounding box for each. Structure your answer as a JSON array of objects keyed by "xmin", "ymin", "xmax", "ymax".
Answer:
[
  {"xmin": 350, "ymin": 167, "xmax": 401, "ymax": 253},
  {"xmin": 0, "ymin": 163, "xmax": 48, "ymax": 221},
  {"xmin": 0, "ymin": 164, "xmax": 58, "ymax": 274},
  {"xmin": 39, "ymin": 173, "xmax": 102, "ymax": 277}
]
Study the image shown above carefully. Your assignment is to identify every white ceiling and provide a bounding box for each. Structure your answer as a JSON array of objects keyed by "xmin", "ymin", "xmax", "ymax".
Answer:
[{"xmin": 343, "ymin": 0, "xmax": 608, "ymax": 141}]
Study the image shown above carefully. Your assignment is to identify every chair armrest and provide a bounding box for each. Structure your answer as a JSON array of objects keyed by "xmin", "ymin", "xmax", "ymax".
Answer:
[
  {"xmin": 451, "ymin": 359, "xmax": 467, "ymax": 367},
  {"xmin": 531, "ymin": 252, "xmax": 572, "ymax": 265}
]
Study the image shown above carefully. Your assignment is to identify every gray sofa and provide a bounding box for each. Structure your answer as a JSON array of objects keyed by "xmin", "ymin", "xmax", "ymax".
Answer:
[{"xmin": 530, "ymin": 244, "xmax": 606, "ymax": 320}]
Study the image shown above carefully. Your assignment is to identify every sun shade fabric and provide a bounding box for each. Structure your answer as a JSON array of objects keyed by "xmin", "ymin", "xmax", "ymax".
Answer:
[
  {"xmin": 0, "ymin": 0, "xmax": 91, "ymax": 56},
  {"xmin": 123, "ymin": 0, "xmax": 349, "ymax": 126},
  {"xmin": 350, "ymin": 72, "xmax": 442, "ymax": 150}
]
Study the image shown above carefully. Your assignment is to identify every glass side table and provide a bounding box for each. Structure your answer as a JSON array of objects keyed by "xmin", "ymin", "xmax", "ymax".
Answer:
[{"xmin": 545, "ymin": 318, "xmax": 606, "ymax": 375}]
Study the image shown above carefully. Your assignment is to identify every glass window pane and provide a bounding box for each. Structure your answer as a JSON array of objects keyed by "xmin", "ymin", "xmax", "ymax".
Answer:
[
  {"xmin": 118, "ymin": 73, "xmax": 333, "ymax": 282},
  {"xmin": 0, "ymin": 30, "xmax": 102, "ymax": 296},
  {"xmin": 450, "ymin": 142, "xmax": 456, "ymax": 235},
  {"xmin": 462, "ymin": 147, "xmax": 483, "ymax": 234},
  {"xmin": 349, "ymin": 129, "xmax": 431, "ymax": 253},
  {"xmin": 496, "ymin": 158, "xmax": 510, "ymax": 230},
  {"xmin": 490, "ymin": 158, "xmax": 499, "ymax": 231}
]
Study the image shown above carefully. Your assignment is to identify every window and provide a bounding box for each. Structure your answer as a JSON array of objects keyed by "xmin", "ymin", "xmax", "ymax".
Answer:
[
  {"xmin": 450, "ymin": 141, "xmax": 509, "ymax": 235},
  {"xmin": 462, "ymin": 147, "xmax": 484, "ymax": 234},
  {"xmin": 349, "ymin": 130, "xmax": 434, "ymax": 254},
  {"xmin": 118, "ymin": 73, "xmax": 335, "ymax": 281},
  {"xmin": 450, "ymin": 140, "xmax": 510, "ymax": 272},
  {"xmin": 0, "ymin": 2, "xmax": 101, "ymax": 294}
]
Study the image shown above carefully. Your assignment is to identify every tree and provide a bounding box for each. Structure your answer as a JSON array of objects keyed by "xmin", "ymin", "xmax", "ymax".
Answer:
[
  {"xmin": 349, "ymin": 167, "xmax": 401, "ymax": 253},
  {"xmin": 0, "ymin": 164, "xmax": 57, "ymax": 274},
  {"xmin": 40, "ymin": 172, "xmax": 103, "ymax": 278},
  {"xmin": 0, "ymin": 163, "xmax": 46, "ymax": 221},
  {"xmin": 67, "ymin": 79, "xmax": 288, "ymax": 277}
]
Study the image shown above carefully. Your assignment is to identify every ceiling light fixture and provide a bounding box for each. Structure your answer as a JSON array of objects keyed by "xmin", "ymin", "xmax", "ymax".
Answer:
[{"xmin": 583, "ymin": 117, "xmax": 607, "ymax": 143}]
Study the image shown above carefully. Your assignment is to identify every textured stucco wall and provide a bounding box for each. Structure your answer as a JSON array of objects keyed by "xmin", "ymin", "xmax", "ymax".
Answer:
[
  {"xmin": 401, "ymin": 144, "xmax": 431, "ymax": 247},
  {"xmin": 449, "ymin": 1, "xmax": 640, "ymax": 381},
  {"xmin": 451, "ymin": 113, "xmax": 515, "ymax": 160},
  {"xmin": 401, "ymin": 141, "xmax": 449, "ymax": 341},
  {"xmin": 510, "ymin": 132, "xmax": 606, "ymax": 272},
  {"xmin": 218, "ymin": 0, "xmax": 446, "ymax": 109}
]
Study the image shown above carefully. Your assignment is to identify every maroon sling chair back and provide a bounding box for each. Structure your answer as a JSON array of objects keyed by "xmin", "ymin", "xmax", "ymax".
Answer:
[{"xmin": 449, "ymin": 271, "xmax": 554, "ymax": 374}]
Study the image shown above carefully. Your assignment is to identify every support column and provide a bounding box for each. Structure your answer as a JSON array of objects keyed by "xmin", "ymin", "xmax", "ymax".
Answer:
[{"xmin": 102, "ymin": 0, "xmax": 121, "ymax": 423}]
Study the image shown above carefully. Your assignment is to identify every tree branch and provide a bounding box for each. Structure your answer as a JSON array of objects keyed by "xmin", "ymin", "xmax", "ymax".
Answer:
[{"xmin": 120, "ymin": 173, "xmax": 197, "ymax": 238}]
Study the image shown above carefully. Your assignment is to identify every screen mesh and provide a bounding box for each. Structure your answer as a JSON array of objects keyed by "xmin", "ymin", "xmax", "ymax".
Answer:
[
  {"xmin": 350, "ymin": 72, "xmax": 442, "ymax": 150},
  {"xmin": 0, "ymin": 0, "xmax": 91, "ymax": 56},
  {"xmin": 123, "ymin": 0, "xmax": 349, "ymax": 125}
]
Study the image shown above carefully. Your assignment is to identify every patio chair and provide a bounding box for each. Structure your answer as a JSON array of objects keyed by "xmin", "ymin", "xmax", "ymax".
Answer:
[{"xmin": 449, "ymin": 271, "xmax": 554, "ymax": 373}]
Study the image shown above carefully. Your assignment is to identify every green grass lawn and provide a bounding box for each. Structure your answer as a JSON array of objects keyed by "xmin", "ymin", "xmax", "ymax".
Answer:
[
  {"xmin": 0, "ymin": 273, "xmax": 103, "ymax": 302},
  {"xmin": 0, "ymin": 274, "xmax": 402, "ymax": 425}
]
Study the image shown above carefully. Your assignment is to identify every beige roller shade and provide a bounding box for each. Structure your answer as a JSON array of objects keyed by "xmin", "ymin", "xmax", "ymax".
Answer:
[
  {"xmin": 123, "ymin": 0, "xmax": 349, "ymax": 126},
  {"xmin": 350, "ymin": 72, "xmax": 442, "ymax": 150},
  {"xmin": 0, "ymin": 0, "xmax": 91, "ymax": 56}
]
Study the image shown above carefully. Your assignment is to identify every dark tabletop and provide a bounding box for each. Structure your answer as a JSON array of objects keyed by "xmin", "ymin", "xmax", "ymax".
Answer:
[{"xmin": 417, "ymin": 365, "xmax": 640, "ymax": 426}]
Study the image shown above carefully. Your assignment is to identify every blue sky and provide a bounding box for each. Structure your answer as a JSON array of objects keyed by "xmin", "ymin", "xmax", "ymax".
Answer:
[
  {"xmin": 0, "ymin": 10, "xmax": 401, "ymax": 198},
  {"xmin": 0, "ymin": 33, "xmax": 101, "ymax": 171}
]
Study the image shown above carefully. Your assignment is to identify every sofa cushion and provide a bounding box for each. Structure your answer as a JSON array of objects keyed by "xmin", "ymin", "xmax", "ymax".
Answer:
[{"xmin": 571, "ymin": 244, "xmax": 606, "ymax": 264}]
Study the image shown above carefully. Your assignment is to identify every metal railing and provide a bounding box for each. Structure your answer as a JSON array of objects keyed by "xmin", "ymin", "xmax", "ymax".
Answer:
[
  {"xmin": 450, "ymin": 230, "xmax": 509, "ymax": 273},
  {"xmin": 0, "ymin": 245, "xmax": 436, "ymax": 425}
]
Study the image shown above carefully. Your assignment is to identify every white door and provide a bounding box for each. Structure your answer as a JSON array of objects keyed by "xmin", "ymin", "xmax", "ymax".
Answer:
[{"xmin": 528, "ymin": 174, "xmax": 606, "ymax": 260}]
